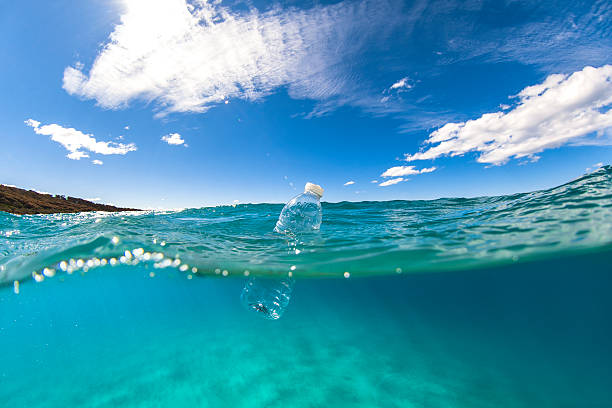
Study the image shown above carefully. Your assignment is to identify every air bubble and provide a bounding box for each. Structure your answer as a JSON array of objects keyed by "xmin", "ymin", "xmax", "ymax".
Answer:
[{"xmin": 43, "ymin": 268, "xmax": 56, "ymax": 277}]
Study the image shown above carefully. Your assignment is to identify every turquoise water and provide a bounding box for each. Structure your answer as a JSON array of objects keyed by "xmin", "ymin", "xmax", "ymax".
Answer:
[{"xmin": 1, "ymin": 167, "xmax": 612, "ymax": 406}]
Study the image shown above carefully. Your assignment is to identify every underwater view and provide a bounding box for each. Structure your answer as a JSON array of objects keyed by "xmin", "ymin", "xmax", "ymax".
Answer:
[{"xmin": 2, "ymin": 167, "xmax": 611, "ymax": 407}]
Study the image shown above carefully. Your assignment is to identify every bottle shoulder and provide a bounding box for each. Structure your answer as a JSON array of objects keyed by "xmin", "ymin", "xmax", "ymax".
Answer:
[{"xmin": 291, "ymin": 191, "xmax": 321, "ymax": 205}]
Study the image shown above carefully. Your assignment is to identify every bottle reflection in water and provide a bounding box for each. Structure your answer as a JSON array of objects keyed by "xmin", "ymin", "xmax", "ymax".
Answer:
[{"xmin": 240, "ymin": 277, "xmax": 295, "ymax": 320}]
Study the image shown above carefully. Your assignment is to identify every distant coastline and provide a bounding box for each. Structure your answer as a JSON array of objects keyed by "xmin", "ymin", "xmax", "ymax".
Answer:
[{"xmin": 0, "ymin": 184, "xmax": 139, "ymax": 215}]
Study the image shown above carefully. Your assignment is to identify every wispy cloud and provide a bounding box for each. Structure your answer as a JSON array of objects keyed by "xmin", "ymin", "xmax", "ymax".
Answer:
[
  {"xmin": 405, "ymin": 65, "xmax": 612, "ymax": 165},
  {"xmin": 59, "ymin": 0, "xmax": 611, "ymax": 138},
  {"xmin": 389, "ymin": 77, "xmax": 412, "ymax": 91},
  {"xmin": 25, "ymin": 119, "xmax": 137, "ymax": 160},
  {"xmin": 381, "ymin": 165, "xmax": 436, "ymax": 177},
  {"xmin": 161, "ymin": 133, "xmax": 185, "ymax": 146},
  {"xmin": 63, "ymin": 0, "xmax": 402, "ymax": 117},
  {"xmin": 380, "ymin": 76, "xmax": 414, "ymax": 104},
  {"xmin": 343, "ymin": 180, "xmax": 355, "ymax": 186},
  {"xmin": 379, "ymin": 177, "xmax": 404, "ymax": 186},
  {"xmin": 432, "ymin": 1, "xmax": 612, "ymax": 73},
  {"xmin": 92, "ymin": 159, "xmax": 104, "ymax": 165},
  {"xmin": 394, "ymin": 1, "xmax": 612, "ymax": 131}
]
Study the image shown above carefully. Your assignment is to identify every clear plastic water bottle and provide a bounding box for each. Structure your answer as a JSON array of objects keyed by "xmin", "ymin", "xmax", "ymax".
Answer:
[
  {"xmin": 240, "ymin": 183, "xmax": 322, "ymax": 320},
  {"xmin": 240, "ymin": 277, "xmax": 295, "ymax": 320},
  {"xmin": 274, "ymin": 182, "xmax": 324, "ymax": 234}
]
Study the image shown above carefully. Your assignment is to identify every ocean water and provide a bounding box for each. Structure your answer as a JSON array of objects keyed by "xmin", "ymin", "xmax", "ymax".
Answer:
[{"xmin": 1, "ymin": 167, "xmax": 611, "ymax": 407}]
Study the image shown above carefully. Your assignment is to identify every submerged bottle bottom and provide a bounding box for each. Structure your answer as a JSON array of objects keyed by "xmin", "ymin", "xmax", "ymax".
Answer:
[{"xmin": 240, "ymin": 277, "xmax": 295, "ymax": 320}]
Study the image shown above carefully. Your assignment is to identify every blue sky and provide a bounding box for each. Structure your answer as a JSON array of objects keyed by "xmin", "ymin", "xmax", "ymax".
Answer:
[{"xmin": 1, "ymin": 0, "xmax": 611, "ymax": 209}]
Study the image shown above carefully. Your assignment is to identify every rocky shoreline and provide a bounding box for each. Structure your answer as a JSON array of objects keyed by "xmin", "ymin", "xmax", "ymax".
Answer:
[{"xmin": 0, "ymin": 184, "xmax": 139, "ymax": 215}]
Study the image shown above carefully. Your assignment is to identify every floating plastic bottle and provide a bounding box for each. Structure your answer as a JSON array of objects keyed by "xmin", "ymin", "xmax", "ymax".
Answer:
[
  {"xmin": 240, "ymin": 277, "xmax": 295, "ymax": 320},
  {"xmin": 240, "ymin": 182, "xmax": 322, "ymax": 320},
  {"xmin": 274, "ymin": 182, "xmax": 323, "ymax": 235}
]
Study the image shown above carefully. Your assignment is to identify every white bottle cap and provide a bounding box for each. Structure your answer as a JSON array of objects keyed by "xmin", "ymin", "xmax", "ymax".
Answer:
[{"xmin": 304, "ymin": 182, "xmax": 323, "ymax": 198}]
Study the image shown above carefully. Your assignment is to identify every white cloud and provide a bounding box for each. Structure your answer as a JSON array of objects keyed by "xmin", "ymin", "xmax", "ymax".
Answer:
[
  {"xmin": 381, "ymin": 165, "xmax": 436, "ymax": 177},
  {"xmin": 62, "ymin": 0, "xmax": 399, "ymax": 116},
  {"xmin": 25, "ymin": 119, "xmax": 40, "ymax": 128},
  {"xmin": 585, "ymin": 162, "xmax": 605, "ymax": 173},
  {"xmin": 419, "ymin": 166, "xmax": 436, "ymax": 174},
  {"xmin": 343, "ymin": 180, "xmax": 355, "ymax": 186},
  {"xmin": 92, "ymin": 159, "xmax": 104, "ymax": 165},
  {"xmin": 25, "ymin": 119, "xmax": 137, "ymax": 160},
  {"xmin": 405, "ymin": 65, "xmax": 612, "ymax": 165},
  {"xmin": 515, "ymin": 74, "xmax": 566, "ymax": 100},
  {"xmin": 86, "ymin": 197, "xmax": 101, "ymax": 202},
  {"xmin": 389, "ymin": 77, "xmax": 412, "ymax": 91},
  {"xmin": 161, "ymin": 133, "xmax": 185, "ymax": 145},
  {"xmin": 379, "ymin": 177, "xmax": 404, "ymax": 186},
  {"xmin": 124, "ymin": 126, "xmax": 130, "ymax": 130},
  {"xmin": 370, "ymin": 180, "xmax": 378, "ymax": 183}
]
